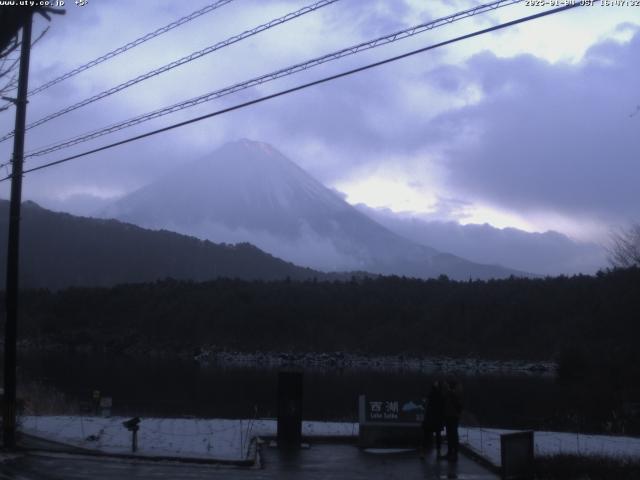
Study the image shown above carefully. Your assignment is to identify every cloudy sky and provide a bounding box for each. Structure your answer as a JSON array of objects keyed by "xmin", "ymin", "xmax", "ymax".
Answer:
[{"xmin": 0, "ymin": 0, "xmax": 638, "ymax": 242}]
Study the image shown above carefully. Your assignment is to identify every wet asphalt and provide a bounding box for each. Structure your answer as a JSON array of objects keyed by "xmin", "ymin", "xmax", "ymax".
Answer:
[{"xmin": 0, "ymin": 444, "xmax": 498, "ymax": 479}]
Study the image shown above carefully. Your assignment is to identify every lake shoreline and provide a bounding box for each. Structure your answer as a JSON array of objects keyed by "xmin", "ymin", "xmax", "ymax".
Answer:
[{"xmin": 13, "ymin": 338, "xmax": 556, "ymax": 377}]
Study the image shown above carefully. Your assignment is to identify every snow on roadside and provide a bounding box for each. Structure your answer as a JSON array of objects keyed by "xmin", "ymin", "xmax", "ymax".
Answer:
[
  {"xmin": 21, "ymin": 416, "xmax": 640, "ymax": 466},
  {"xmin": 19, "ymin": 416, "xmax": 358, "ymax": 461},
  {"xmin": 460, "ymin": 427, "xmax": 640, "ymax": 467}
]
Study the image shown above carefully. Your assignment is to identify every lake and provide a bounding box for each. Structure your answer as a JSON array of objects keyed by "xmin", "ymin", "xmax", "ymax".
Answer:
[{"xmin": 17, "ymin": 352, "xmax": 561, "ymax": 429}]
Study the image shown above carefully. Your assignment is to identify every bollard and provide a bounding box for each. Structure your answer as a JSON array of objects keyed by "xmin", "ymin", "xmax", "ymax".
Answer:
[
  {"xmin": 123, "ymin": 417, "xmax": 141, "ymax": 453},
  {"xmin": 277, "ymin": 371, "xmax": 303, "ymax": 448},
  {"xmin": 500, "ymin": 431, "xmax": 534, "ymax": 479}
]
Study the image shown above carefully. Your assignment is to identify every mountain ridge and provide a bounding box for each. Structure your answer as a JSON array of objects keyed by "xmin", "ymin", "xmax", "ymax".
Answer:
[
  {"xmin": 101, "ymin": 139, "xmax": 526, "ymax": 280},
  {"xmin": 355, "ymin": 204, "xmax": 606, "ymax": 276},
  {"xmin": 0, "ymin": 200, "xmax": 331, "ymax": 290}
]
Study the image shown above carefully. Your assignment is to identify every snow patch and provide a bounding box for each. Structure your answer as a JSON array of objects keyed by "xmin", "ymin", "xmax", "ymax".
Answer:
[
  {"xmin": 460, "ymin": 427, "xmax": 640, "ymax": 467},
  {"xmin": 20, "ymin": 416, "xmax": 357, "ymax": 462},
  {"xmin": 20, "ymin": 417, "xmax": 640, "ymax": 466}
]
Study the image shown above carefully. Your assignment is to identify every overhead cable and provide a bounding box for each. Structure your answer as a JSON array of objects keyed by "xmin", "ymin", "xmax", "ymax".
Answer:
[
  {"xmin": 0, "ymin": 0, "xmax": 338, "ymax": 144},
  {"xmin": 23, "ymin": 0, "xmax": 525, "ymax": 158},
  {"xmin": 28, "ymin": 0, "xmax": 236, "ymax": 96},
  {"xmin": 0, "ymin": 3, "xmax": 582, "ymax": 183}
]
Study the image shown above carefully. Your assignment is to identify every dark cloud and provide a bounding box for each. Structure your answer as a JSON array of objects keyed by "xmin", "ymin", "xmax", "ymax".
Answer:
[
  {"xmin": 432, "ymin": 32, "xmax": 640, "ymax": 223},
  {"xmin": 1, "ymin": 0, "xmax": 638, "ymax": 241}
]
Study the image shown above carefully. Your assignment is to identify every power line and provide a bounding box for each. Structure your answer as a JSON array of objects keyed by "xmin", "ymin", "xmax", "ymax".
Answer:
[
  {"xmin": 27, "ymin": 0, "xmax": 236, "ymax": 97},
  {"xmin": 0, "ymin": 3, "xmax": 582, "ymax": 183},
  {"xmin": 22, "ymin": 0, "xmax": 525, "ymax": 159},
  {"xmin": 0, "ymin": 0, "xmax": 339, "ymax": 144}
]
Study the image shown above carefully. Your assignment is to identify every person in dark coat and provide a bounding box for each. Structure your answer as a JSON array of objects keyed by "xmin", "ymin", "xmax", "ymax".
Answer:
[
  {"xmin": 421, "ymin": 380, "xmax": 445, "ymax": 458},
  {"xmin": 442, "ymin": 379, "xmax": 463, "ymax": 461}
]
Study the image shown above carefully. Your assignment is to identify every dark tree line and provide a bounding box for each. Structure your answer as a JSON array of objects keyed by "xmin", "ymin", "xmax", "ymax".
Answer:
[
  {"xmin": 3, "ymin": 267, "xmax": 640, "ymax": 433},
  {"xmin": 5, "ymin": 267, "xmax": 639, "ymax": 367}
]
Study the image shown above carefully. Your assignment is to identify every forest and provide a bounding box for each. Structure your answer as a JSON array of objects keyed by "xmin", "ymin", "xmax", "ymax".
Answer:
[
  {"xmin": 5, "ymin": 267, "xmax": 638, "ymax": 367},
  {"xmin": 1, "ymin": 266, "xmax": 639, "ymax": 433}
]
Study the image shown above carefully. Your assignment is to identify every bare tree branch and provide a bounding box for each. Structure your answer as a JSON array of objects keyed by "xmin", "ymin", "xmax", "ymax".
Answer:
[
  {"xmin": 31, "ymin": 25, "xmax": 49, "ymax": 48},
  {"xmin": 608, "ymin": 224, "xmax": 640, "ymax": 268},
  {"xmin": 0, "ymin": 38, "xmax": 20, "ymax": 60},
  {"xmin": 0, "ymin": 25, "xmax": 51, "ymax": 111},
  {"xmin": 0, "ymin": 55, "xmax": 20, "ymax": 76}
]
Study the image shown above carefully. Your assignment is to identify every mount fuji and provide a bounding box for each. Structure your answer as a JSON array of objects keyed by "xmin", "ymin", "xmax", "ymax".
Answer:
[{"xmin": 101, "ymin": 139, "xmax": 525, "ymax": 280}]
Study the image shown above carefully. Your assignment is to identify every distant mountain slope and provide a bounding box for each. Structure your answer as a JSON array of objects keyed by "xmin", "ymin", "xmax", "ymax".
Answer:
[
  {"xmin": 0, "ymin": 200, "xmax": 325, "ymax": 289},
  {"xmin": 356, "ymin": 205, "xmax": 607, "ymax": 276},
  {"xmin": 101, "ymin": 139, "xmax": 525, "ymax": 280}
]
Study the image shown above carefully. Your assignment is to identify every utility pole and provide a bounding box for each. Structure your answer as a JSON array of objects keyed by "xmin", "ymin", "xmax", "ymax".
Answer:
[{"xmin": 3, "ymin": 11, "xmax": 33, "ymax": 450}]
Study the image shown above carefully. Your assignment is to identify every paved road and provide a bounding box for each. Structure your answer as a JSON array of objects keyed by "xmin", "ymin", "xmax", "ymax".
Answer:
[{"xmin": 0, "ymin": 445, "xmax": 498, "ymax": 479}]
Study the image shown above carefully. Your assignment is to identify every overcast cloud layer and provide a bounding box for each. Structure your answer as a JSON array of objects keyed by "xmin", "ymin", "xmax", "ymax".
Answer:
[
  {"xmin": 437, "ymin": 37, "xmax": 640, "ymax": 230},
  {"xmin": 0, "ymin": 0, "xmax": 638, "ymax": 246}
]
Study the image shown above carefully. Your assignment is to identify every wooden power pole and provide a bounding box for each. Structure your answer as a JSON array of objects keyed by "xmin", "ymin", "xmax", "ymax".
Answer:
[{"xmin": 3, "ymin": 11, "xmax": 33, "ymax": 450}]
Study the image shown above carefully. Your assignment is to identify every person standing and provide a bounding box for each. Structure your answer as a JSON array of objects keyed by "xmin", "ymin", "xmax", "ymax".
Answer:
[
  {"xmin": 443, "ymin": 379, "xmax": 463, "ymax": 461},
  {"xmin": 421, "ymin": 380, "xmax": 445, "ymax": 458}
]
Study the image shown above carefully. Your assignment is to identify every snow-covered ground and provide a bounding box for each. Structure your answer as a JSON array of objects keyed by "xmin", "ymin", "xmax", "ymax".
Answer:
[
  {"xmin": 460, "ymin": 427, "xmax": 640, "ymax": 467},
  {"xmin": 19, "ymin": 416, "xmax": 356, "ymax": 461},
  {"xmin": 20, "ymin": 416, "xmax": 640, "ymax": 467}
]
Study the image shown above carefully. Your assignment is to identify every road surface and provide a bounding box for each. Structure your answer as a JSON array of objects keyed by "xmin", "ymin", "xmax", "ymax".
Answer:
[{"xmin": 0, "ymin": 444, "xmax": 498, "ymax": 479}]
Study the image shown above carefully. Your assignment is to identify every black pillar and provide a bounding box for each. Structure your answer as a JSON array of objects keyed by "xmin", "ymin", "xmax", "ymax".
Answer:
[
  {"xmin": 277, "ymin": 371, "xmax": 303, "ymax": 448},
  {"xmin": 3, "ymin": 11, "xmax": 33, "ymax": 450}
]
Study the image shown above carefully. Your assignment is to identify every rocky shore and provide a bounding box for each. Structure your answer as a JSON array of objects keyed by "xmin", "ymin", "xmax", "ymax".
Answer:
[{"xmin": 12, "ymin": 337, "xmax": 555, "ymax": 377}]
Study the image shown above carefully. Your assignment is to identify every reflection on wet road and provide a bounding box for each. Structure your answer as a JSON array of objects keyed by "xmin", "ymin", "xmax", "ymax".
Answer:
[{"xmin": 0, "ymin": 445, "xmax": 498, "ymax": 479}]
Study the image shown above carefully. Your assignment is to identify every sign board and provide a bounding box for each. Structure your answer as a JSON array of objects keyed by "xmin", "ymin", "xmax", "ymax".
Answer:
[
  {"xmin": 99, "ymin": 397, "xmax": 112, "ymax": 408},
  {"xmin": 358, "ymin": 395, "xmax": 425, "ymax": 448},
  {"xmin": 364, "ymin": 399, "xmax": 424, "ymax": 423}
]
